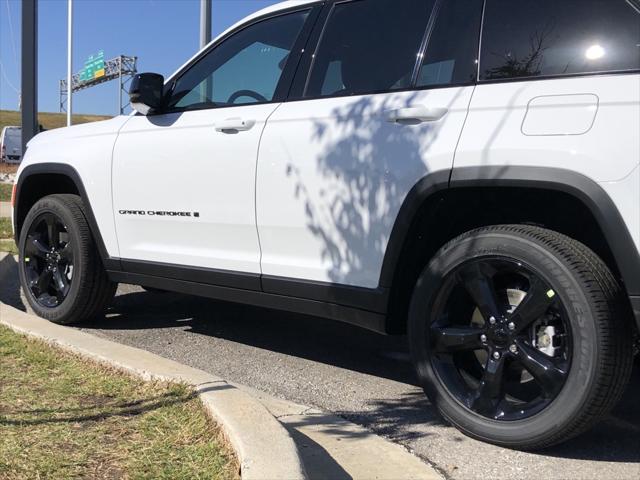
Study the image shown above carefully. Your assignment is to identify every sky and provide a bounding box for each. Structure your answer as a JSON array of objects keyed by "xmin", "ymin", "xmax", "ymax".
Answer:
[{"xmin": 0, "ymin": 0, "xmax": 281, "ymax": 115}]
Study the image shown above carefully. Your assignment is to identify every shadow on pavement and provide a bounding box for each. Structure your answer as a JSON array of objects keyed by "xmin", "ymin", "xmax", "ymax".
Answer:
[
  {"xmin": 100, "ymin": 288, "xmax": 640, "ymax": 463},
  {"xmin": 99, "ymin": 288, "xmax": 420, "ymax": 388}
]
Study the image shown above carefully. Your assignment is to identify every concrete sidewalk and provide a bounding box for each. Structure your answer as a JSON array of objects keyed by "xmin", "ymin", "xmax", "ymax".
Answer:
[{"xmin": 0, "ymin": 201, "xmax": 11, "ymax": 218}]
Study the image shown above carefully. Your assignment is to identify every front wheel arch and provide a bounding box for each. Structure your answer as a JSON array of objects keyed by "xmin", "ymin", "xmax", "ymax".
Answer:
[{"xmin": 15, "ymin": 164, "xmax": 110, "ymax": 264}]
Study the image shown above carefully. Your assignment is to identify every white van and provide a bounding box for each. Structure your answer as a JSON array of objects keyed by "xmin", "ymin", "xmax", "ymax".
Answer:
[{"xmin": 0, "ymin": 126, "xmax": 22, "ymax": 163}]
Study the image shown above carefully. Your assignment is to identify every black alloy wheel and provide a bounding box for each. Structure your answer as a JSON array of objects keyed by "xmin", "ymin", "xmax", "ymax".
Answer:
[
  {"xmin": 429, "ymin": 258, "xmax": 571, "ymax": 421},
  {"xmin": 409, "ymin": 225, "xmax": 633, "ymax": 450},
  {"xmin": 23, "ymin": 212, "xmax": 74, "ymax": 308},
  {"xmin": 18, "ymin": 194, "xmax": 117, "ymax": 324}
]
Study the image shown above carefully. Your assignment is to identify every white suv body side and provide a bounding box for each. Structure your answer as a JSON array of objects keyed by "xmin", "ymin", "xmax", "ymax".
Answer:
[{"xmin": 15, "ymin": 0, "xmax": 640, "ymax": 304}]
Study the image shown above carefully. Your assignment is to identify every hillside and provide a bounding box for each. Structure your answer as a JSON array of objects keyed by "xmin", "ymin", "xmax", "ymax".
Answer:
[{"xmin": 0, "ymin": 110, "xmax": 111, "ymax": 132}]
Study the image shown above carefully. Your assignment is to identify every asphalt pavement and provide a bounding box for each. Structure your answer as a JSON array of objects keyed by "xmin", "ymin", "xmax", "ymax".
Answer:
[{"xmin": 1, "ymin": 262, "xmax": 638, "ymax": 480}]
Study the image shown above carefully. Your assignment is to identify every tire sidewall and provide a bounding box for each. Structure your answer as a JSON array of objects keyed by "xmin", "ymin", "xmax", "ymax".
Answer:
[
  {"xmin": 18, "ymin": 196, "xmax": 90, "ymax": 322},
  {"xmin": 409, "ymin": 231, "xmax": 599, "ymax": 446}
]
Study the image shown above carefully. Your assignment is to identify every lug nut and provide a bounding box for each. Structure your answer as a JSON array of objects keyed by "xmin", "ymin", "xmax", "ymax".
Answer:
[
  {"xmin": 509, "ymin": 344, "xmax": 518, "ymax": 354},
  {"xmin": 508, "ymin": 322, "xmax": 516, "ymax": 331},
  {"xmin": 480, "ymin": 334, "xmax": 487, "ymax": 343},
  {"xmin": 493, "ymin": 351, "xmax": 501, "ymax": 360},
  {"xmin": 489, "ymin": 316, "xmax": 497, "ymax": 325}
]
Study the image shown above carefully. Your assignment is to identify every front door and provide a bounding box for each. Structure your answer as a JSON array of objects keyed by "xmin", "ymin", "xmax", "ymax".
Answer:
[{"xmin": 112, "ymin": 8, "xmax": 311, "ymax": 275}]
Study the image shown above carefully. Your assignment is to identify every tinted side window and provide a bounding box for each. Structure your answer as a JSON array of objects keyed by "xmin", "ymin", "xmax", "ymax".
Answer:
[
  {"xmin": 304, "ymin": 0, "xmax": 435, "ymax": 98},
  {"xmin": 481, "ymin": 0, "xmax": 640, "ymax": 81},
  {"xmin": 417, "ymin": 0, "xmax": 483, "ymax": 87},
  {"xmin": 168, "ymin": 10, "xmax": 309, "ymax": 110}
]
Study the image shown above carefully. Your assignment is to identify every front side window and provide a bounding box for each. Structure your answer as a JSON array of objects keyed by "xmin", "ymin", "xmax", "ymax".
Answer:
[
  {"xmin": 480, "ymin": 0, "xmax": 640, "ymax": 81},
  {"xmin": 304, "ymin": 0, "xmax": 436, "ymax": 98},
  {"xmin": 168, "ymin": 10, "xmax": 309, "ymax": 111},
  {"xmin": 417, "ymin": 0, "xmax": 483, "ymax": 87}
]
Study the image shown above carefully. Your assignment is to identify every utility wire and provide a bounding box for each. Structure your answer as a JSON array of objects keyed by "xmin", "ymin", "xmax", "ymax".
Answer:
[
  {"xmin": 0, "ymin": 59, "xmax": 20, "ymax": 94},
  {"xmin": 4, "ymin": 0, "xmax": 19, "ymax": 66},
  {"xmin": 2, "ymin": 0, "xmax": 21, "ymax": 106}
]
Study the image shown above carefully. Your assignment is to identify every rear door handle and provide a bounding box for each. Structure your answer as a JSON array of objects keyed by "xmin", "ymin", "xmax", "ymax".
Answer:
[
  {"xmin": 215, "ymin": 118, "xmax": 256, "ymax": 133},
  {"xmin": 386, "ymin": 106, "xmax": 448, "ymax": 124}
]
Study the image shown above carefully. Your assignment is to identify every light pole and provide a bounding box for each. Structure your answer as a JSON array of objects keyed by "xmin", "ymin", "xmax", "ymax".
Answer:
[
  {"xmin": 200, "ymin": 0, "xmax": 212, "ymax": 49},
  {"xmin": 199, "ymin": 0, "xmax": 212, "ymax": 102},
  {"xmin": 21, "ymin": 0, "xmax": 38, "ymax": 152},
  {"xmin": 67, "ymin": 0, "xmax": 73, "ymax": 126}
]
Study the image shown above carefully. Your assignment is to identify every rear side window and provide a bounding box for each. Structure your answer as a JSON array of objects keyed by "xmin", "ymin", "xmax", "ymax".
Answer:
[
  {"xmin": 304, "ymin": 0, "xmax": 436, "ymax": 98},
  {"xmin": 417, "ymin": 0, "xmax": 484, "ymax": 87},
  {"xmin": 480, "ymin": 0, "xmax": 640, "ymax": 81}
]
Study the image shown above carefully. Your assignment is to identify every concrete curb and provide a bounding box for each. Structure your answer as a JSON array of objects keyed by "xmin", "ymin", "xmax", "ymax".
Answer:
[
  {"xmin": 244, "ymin": 386, "xmax": 444, "ymax": 480},
  {"xmin": 0, "ymin": 302, "xmax": 306, "ymax": 480}
]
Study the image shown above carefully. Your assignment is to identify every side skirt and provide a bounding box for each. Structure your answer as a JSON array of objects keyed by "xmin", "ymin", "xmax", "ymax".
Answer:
[{"xmin": 107, "ymin": 270, "xmax": 388, "ymax": 334}]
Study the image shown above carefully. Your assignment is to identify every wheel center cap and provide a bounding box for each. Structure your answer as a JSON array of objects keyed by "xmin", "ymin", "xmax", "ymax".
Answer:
[
  {"xmin": 47, "ymin": 251, "xmax": 60, "ymax": 268},
  {"xmin": 492, "ymin": 328, "xmax": 509, "ymax": 346},
  {"xmin": 488, "ymin": 320, "xmax": 512, "ymax": 347}
]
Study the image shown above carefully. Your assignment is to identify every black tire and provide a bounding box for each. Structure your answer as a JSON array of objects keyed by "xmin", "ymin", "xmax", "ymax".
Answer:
[
  {"xmin": 408, "ymin": 224, "xmax": 633, "ymax": 450},
  {"xmin": 18, "ymin": 194, "xmax": 117, "ymax": 324}
]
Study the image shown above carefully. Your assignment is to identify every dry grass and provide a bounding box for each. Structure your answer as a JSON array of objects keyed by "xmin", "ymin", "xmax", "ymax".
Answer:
[
  {"xmin": 0, "ymin": 326, "xmax": 239, "ymax": 479},
  {"xmin": 0, "ymin": 239, "xmax": 17, "ymax": 255},
  {"xmin": 0, "ymin": 218, "xmax": 16, "ymax": 254},
  {"xmin": 0, "ymin": 183, "xmax": 12, "ymax": 201},
  {"xmin": 0, "ymin": 217, "xmax": 12, "ymax": 238},
  {"xmin": 0, "ymin": 164, "xmax": 18, "ymax": 175},
  {"xmin": 0, "ymin": 110, "xmax": 111, "ymax": 132}
]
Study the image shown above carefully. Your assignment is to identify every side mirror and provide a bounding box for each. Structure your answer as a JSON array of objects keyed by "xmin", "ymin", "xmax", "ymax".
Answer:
[{"xmin": 129, "ymin": 73, "xmax": 165, "ymax": 115}]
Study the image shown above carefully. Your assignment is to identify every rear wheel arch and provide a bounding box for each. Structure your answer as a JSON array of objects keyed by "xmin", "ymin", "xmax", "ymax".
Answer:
[{"xmin": 382, "ymin": 167, "xmax": 639, "ymax": 334}]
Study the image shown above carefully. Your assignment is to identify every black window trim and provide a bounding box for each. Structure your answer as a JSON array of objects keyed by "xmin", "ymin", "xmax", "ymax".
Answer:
[
  {"xmin": 157, "ymin": 2, "xmax": 324, "ymax": 115},
  {"xmin": 409, "ymin": 0, "xmax": 443, "ymax": 87},
  {"xmin": 411, "ymin": 0, "xmax": 485, "ymax": 90},
  {"xmin": 476, "ymin": 0, "xmax": 640, "ymax": 85},
  {"xmin": 289, "ymin": 0, "xmax": 483, "ymax": 104},
  {"xmin": 475, "ymin": 0, "xmax": 488, "ymax": 83},
  {"xmin": 477, "ymin": 68, "xmax": 640, "ymax": 86}
]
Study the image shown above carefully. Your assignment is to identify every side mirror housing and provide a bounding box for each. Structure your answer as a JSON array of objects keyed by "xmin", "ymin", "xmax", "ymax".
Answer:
[{"xmin": 129, "ymin": 73, "xmax": 165, "ymax": 115}]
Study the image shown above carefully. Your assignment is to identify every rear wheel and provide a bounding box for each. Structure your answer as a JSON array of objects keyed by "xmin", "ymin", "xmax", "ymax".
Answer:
[
  {"xmin": 409, "ymin": 225, "xmax": 633, "ymax": 450},
  {"xmin": 18, "ymin": 194, "xmax": 117, "ymax": 324}
]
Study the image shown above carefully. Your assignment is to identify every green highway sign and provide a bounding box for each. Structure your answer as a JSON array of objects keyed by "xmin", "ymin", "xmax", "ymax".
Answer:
[{"xmin": 79, "ymin": 50, "xmax": 105, "ymax": 83}]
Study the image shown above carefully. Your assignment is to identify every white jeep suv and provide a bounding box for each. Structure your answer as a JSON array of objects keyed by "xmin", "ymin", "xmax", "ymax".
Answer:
[{"xmin": 12, "ymin": 0, "xmax": 640, "ymax": 450}]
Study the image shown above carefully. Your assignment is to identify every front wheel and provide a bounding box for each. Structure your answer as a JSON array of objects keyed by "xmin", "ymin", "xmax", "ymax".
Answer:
[
  {"xmin": 409, "ymin": 225, "xmax": 633, "ymax": 450},
  {"xmin": 18, "ymin": 194, "xmax": 117, "ymax": 324}
]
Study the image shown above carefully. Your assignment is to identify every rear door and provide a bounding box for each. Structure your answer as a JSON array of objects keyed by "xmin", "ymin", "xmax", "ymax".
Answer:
[{"xmin": 256, "ymin": 0, "xmax": 484, "ymax": 291}]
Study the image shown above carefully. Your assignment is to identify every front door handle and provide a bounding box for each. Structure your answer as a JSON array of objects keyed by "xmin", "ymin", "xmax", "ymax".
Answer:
[
  {"xmin": 386, "ymin": 106, "xmax": 448, "ymax": 124},
  {"xmin": 215, "ymin": 118, "xmax": 256, "ymax": 133}
]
